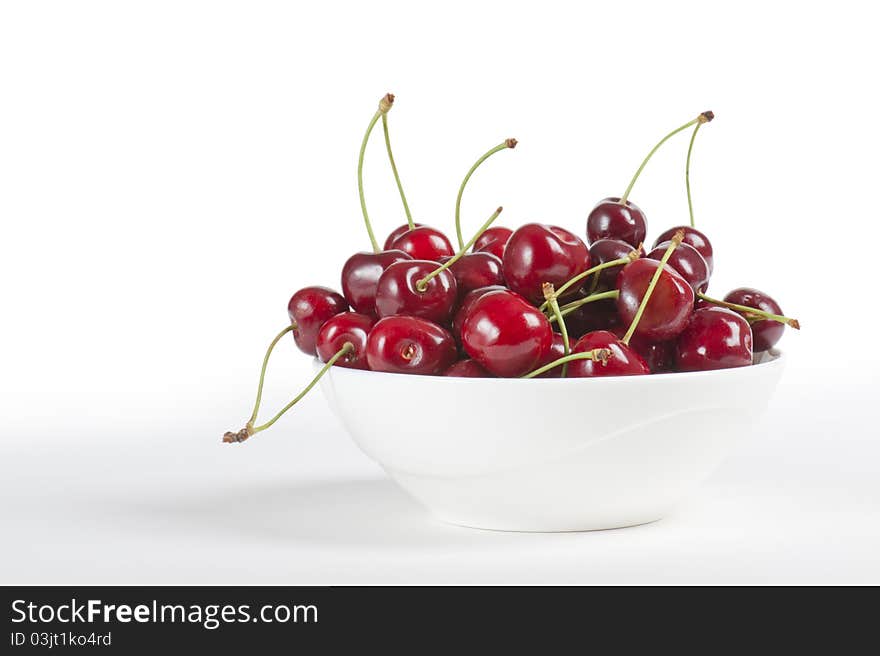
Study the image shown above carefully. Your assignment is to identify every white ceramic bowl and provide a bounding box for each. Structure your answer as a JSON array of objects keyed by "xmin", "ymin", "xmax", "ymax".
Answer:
[{"xmin": 317, "ymin": 352, "xmax": 785, "ymax": 532}]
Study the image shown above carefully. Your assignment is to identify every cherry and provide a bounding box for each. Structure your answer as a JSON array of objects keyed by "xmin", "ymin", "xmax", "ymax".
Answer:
[
  {"xmin": 366, "ymin": 316, "xmax": 457, "ymax": 375},
  {"xmin": 564, "ymin": 296, "xmax": 621, "ymax": 338},
  {"xmin": 315, "ymin": 312, "xmax": 375, "ymax": 370},
  {"xmin": 567, "ymin": 330, "xmax": 650, "ymax": 377},
  {"xmin": 472, "ymin": 226, "xmax": 513, "ymax": 259},
  {"xmin": 586, "ymin": 198, "xmax": 647, "ymax": 247},
  {"xmin": 646, "ymin": 240, "xmax": 709, "ymax": 293},
  {"xmin": 722, "ymin": 288, "xmax": 787, "ymax": 352},
  {"xmin": 374, "ymin": 259, "xmax": 458, "ymax": 324},
  {"xmin": 439, "ymin": 252, "xmax": 505, "ymax": 297},
  {"xmin": 341, "ymin": 250, "xmax": 413, "ymax": 316},
  {"xmin": 589, "ymin": 239, "xmax": 643, "ymax": 290},
  {"xmin": 444, "ymin": 359, "xmax": 492, "ymax": 377},
  {"xmin": 654, "ymin": 226, "xmax": 715, "ymax": 273},
  {"xmin": 389, "ymin": 225, "xmax": 455, "ymax": 261},
  {"xmin": 533, "ymin": 333, "xmax": 567, "ymax": 378},
  {"xmin": 383, "ymin": 223, "xmax": 425, "ymax": 250},
  {"xmin": 286, "ymin": 286, "xmax": 349, "ymax": 356},
  {"xmin": 460, "ymin": 289, "xmax": 553, "ymax": 377},
  {"xmin": 454, "ymin": 138, "xmax": 517, "ymax": 250},
  {"xmin": 676, "ymin": 306, "xmax": 753, "ymax": 371},
  {"xmin": 502, "ymin": 223, "xmax": 590, "ymax": 304},
  {"xmin": 612, "ymin": 327, "xmax": 676, "ymax": 374},
  {"xmin": 452, "ymin": 284, "xmax": 508, "ymax": 338}
]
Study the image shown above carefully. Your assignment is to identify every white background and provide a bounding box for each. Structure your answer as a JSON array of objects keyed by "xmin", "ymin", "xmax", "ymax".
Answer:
[{"xmin": 1, "ymin": 1, "xmax": 878, "ymax": 583}]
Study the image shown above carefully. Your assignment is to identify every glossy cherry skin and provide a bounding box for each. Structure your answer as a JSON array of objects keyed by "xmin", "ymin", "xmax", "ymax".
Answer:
[
  {"xmin": 567, "ymin": 330, "xmax": 650, "ymax": 377},
  {"xmin": 723, "ymin": 288, "xmax": 785, "ymax": 352},
  {"xmin": 383, "ymin": 223, "xmax": 425, "ymax": 251},
  {"xmin": 461, "ymin": 289, "xmax": 553, "ymax": 377},
  {"xmin": 286, "ymin": 286, "xmax": 348, "ymax": 356},
  {"xmin": 315, "ymin": 312, "xmax": 375, "ymax": 370},
  {"xmin": 444, "ymin": 359, "xmax": 492, "ymax": 377},
  {"xmin": 502, "ymin": 223, "xmax": 590, "ymax": 304},
  {"xmin": 374, "ymin": 259, "xmax": 458, "ymax": 324},
  {"xmin": 589, "ymin": 239, "xmax": 642, "ymax": 290},
  {"xmin": 389, "ymin": 226, "xmax": 455, "ymax": 261},
  {"xmin": 452, "ymin": 285, "xmax": 508, "ymax": 339},
  {"xmin": 534, "ymin": 333, "xmax": 567, "ymax": 378},
  {"xmin": 654, "ymin": 226, "xmax": 714, "ymax": 273},
  {"xmin": 439, "ymin": 252, "xmax": 505, "ymax": 297},
  {"xmin": 616, "ymin": 258, "xmax": 695, "ymax": 341},
  {"xmin": 586, "ymin": 197, "xmax": 647, "ymax": 248},
  {"xmin": 612, "ymin": 327, "xmax": 675, "ymax": 374},
  {"xmin": 472, "ymin": 226, "xmax": 513, "ymax": 259},
  {"xmin": 647, "ymin": 241, "xmax": 710, "ymax": 293},
  {"xmin": 366, "ymin": 316, "xmax": 457, "ymax": 375},
  {"xmin": 676, "ymin": 306, "xmax": 753, "ymax": 371},
  {"xmin": 341, "ymin": 250, "xmax": 412, "ymax": 316},
  {"xmin": 564, "ymin": 298, "xmax": 621, "ymax": 339}
]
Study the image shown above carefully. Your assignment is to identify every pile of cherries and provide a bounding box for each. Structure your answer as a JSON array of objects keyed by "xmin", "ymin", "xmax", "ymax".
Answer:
[{"xmin": 224, "ymin": 95, "xmax": 799, "ymax": 444}]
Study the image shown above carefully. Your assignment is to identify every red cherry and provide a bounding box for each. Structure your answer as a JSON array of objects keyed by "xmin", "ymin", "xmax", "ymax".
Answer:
[
  {"xmin": 374, "ymin": 259, "xmax": 458, "ymax": 324},
  {"xmin": 390, "ymin": 226, "xmax": 455, "ymax": 261},
  {"xmin": 676, "ymin": 306, "xmax": 753, "ymax": 371},
  {"xmin": 616, "ymin": 258, "xmax": 695, "ymax": 341},
  {"xmin": 654, "ymin": 226, "xmax": 714, "ymax": 273},
  {"xmin": 287, "ymin": 286, "xmax": 349, "ymax": 356},
  {"xmin": 439, "ymin": 252, "xmax": 505, "ymax": 297},
  {"xmin": 383, "ymin": 223, "xmax": 425, "ymax": 251},
  {"xmin": 366, "ymin": 316, "xmax": 457, "ymax": 375},
  {"xmin": 444, "ymin": 359, "xmax": 492, "ymax": 377},
  {"xmin": 589, "ymin": 239, "xmax": 643, "ymax": 290},
  {"xmin": 460, "ymin": 289, "xmax": 553, "ymax": 377},
  {"xmin": 533, "ymin": 333, "xmax": 567, "ymax": 378},
  {"xmin": 472, "ymin": 226, "xmax": 513, "ymax": 259},
  {"xmin": 568, "ymin": 330, "xmax": 650, "ymax": 377},
  {"xmin": 452, "ymin": 285, "xmax": 508, "ymax": 338},
  {"xmin": 586, "ymin": 197, "xmax": 647, "ymax": 247},
  {"xmin": 722, "ymin": 288, "xmax": 786, "ymax": 352},
  {"xmin": 502, "ymin": 223, "xmax": 590, "ymax": 304},
  {"xmin": 564, "ymin": 297, "xmax": 622, "ymax": 339},
  {"xmin": 341, "ymin": 250, "xmax": 413, "ymax": 316},
  {"xmin": 315, "ymin": 312, "xmax": 375, "ymax": 370},
  {"xmin": 612, "ymin": 327, "xmax": 676, "ymax": 374},
  {"xmin": 646, "ymin": 241, "xmax": 709, "ymax": 293}
]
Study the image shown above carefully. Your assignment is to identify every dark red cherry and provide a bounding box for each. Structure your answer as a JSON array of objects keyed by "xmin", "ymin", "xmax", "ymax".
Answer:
[
  {"xmin": 564, "ymin": 298, "xmax": 621, "ymax": 339},
  {"xmin": 389, "ymin": 226, "xmax": 455, "ymax": 261},
  {"xmin": 676, "ymin": 306, "xmax": 753, "ymax": 371},
  {"xmin": 383, "ymin": 223, "xmax": 425, "ymax": 251},
  {"xmin": 460, "ymin": 289, "xmax": 553, "ymax": 377},
  {"xmin": 586, "ymin": 197, "xmax": 647, "ymax": 247},
  {"xmin": 366, "ymin": 316, "xmax": 457, "ymax": 375},
  {"xmin": 568, "ymin": 330, "xmax": 650, "ymax": 377},
  {"xmin": 444, "ymin": 359, "xmax": 492, "ymax": 377},
  {"xmin": 502, "ymin": 223, "xmax": 590, "ymax": 304},
  {"xmin": 534, "ymin": 333, "xmax": 567, "ymax": 378},
  {"xmin": 589, "ymin": 239, "xmax": 642, "ymax": 290},
  {"xmin": 287, "ymin": 286, "xmax": 349, "ymax": 356},
  {"xmin": 374, "ymin": 259, "xmax": 458, "ymax": 324},
  {"xmin": 472, "ymin": 226, "xmax": 513, "ymax": 259},
  {"xmin": 654, "ymin": 226, "xmax": 714, "ymax": 273},
  {"xmin": 315, "ymin": 312, "xmax": 375, "ymax": 370},
  {"xmin": 341, "ymin": 250, "xmax": 413, "ymax": 316},
  {"xmin": 439, "ymin": 252, "xmax": 505, "ymax": 297},
  {"xmin": 646, "ymin": 241, "xmax": 709, "ymax": 293},
  {"xmin": 452, "ymin": 285, "xmax": 508, "ymax": 338},
  {"xmin": 722, "ymin": 288, "xmax": 785, "ymax": 352},
  {"xmin": 613, "ymin": 327, "xmax": 675, "ymax": 374},
  {"xmin": 616, "ymin": 258, "xmax": 695, "ymax": 341}
]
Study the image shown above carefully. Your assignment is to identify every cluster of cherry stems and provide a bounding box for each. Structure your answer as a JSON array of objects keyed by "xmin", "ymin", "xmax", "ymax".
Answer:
[{"xmin": 224, "ymin": 94, "xmax": 799, "ymax": 444}]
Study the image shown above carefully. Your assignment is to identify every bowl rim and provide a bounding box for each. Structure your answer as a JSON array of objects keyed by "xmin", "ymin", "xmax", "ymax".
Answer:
[{"xmin": 319, "ymin": 349, "xmax": 784, "ymax": 384}]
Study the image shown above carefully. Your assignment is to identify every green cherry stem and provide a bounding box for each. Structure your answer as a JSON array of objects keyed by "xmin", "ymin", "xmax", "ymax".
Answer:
[
  {"xmin": 247, "ymin": 324, "xmax": 296, "ymax": 428},
  {"xmin": 620, "ymin": 111, "xmax": 713, "ymax": 205},
  {"xmin": 381, "ymin": 112, "xmax": 414, "ymax": 229},
  {"xmin": 543, "ymin": 282, "xmax": 570, "ymax": 376},
  {"xmin": 358, "ymin": 93, "xmax": 395, "ymax": 253},
  {"xmin": 686, "ymin": 111, "xmax": 714, "ymax": 227},
  {"xmin": 521, "ymin": 349, "xmax": 612, "ymax": 379},
  {"xmin": 696, "ymin": 293, "xmax": 801, "ymax": 329},
  {"xmin": 620, "ymin": 230, "xmax": 684, "ymax": 345},
  {"xmin": 538, "ymin": 251, "xmax": 639, "ymax": 312},
  {"xmin": 416, "ymin": 206, "xmax": 503, "ymax": 291},
  {"xmin": 454, "ymin": 138, "xmax": 517, "ymax": 249},
  {"xmin": 550, "ymin": 289, "xmax": 620, "ymax": 323},
  {"xmin": 224, "ymin": 342, "xmax": 354, "ymax": 444}
]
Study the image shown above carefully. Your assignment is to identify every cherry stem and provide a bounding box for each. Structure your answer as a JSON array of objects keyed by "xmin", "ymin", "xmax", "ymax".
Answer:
[
  {"xmin": 620, "ymin": 111, "xmax": 713, "ymax": 205},
  {"xmin": 538, "ymin": 251, "xmax": 638, "ymax": 312},
  {"xmin": 224, "ymin": 342, "xmax": 354, "ymax": 444},
  {"xmin": 416, "ymin": 206, "xmax": 503, "ymax": 291},
  {"xmin": 621, "ymin": 230, "xmax": 684, "ymax": 345},
  {"xmin": 696, "ymin": 292, "xmax": 801, "ymax": 329},
  {"xmin": 247, "ymin": 324, "xmax": 296, "ymax": 428},
  {"xmin": 358, "ymin": 93, "xmax": 395, "ymax": 253},
  {"xmin": 521, "ymin": 349, "xmax": 612, "ymax": 379},
  {"xmin": 685, "ymin": 123, "xmax": 701, "ymax": 228},
  {"xmin": 381, "ymin": 113, "xmax": 414, "ymax": 229},
  {"xmin": 543, "ymin": 283, "xmax": 571, "ymax": 376},
  {"xmin": 550, "ymin": 289, "xmax": 620, "ymax": 323},
  {"xmin": 454, "ymin": 138, "xmax": 517, "ymax": 250}
]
